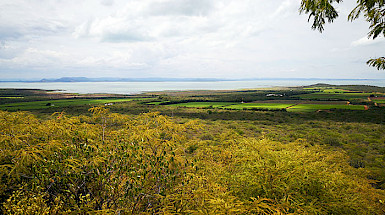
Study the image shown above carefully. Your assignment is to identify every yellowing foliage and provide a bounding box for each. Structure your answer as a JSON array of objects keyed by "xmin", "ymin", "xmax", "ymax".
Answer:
[{"xmin": 0, "ymin": 109, "xmax": 384, "ymax": 214}]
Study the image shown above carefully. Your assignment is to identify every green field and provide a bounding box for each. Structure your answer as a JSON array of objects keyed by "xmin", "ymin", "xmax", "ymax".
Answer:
[
  {"xmin": 1, "ymin": 98, "xmax": 370, "ymax": 112},
  {"xmin": 0, "ymin": 86, "xmax": 380, "ymax": 113},
  {"xmin": 0, "ymin": 96, "xmax": 24, "ymax": 99},
  {"xmin": 146, "ymin": 101, "xmax": 169, "ymax": 105},
  {"xmin": 0, "ymin": 98, "xmax": 135, "ymax": 111},
  {"xmin": 293, "ymin": 87, "xmax": 383, "ymax": 101},
  {"xmin": 322, "ymin": 89, "xmax": 350, "ymax": 93},
  {"xmin": 223, "ymin": 103, "xmax": 293, "ymax": 110},
  {"xmin": 168, "ymin": 102, "xmax": 292, "ymax": 110},
  {"xmin": 302, "ymin": 88, "xmax": 348, "ymax": 93},
  {"xmin": 169, "ymin": 102, "xmax": 237, "ymax": 108},
  {"xmin": 287, "ymin": 104, "xmax": 366, "ymax": 112},
  {"xmin": 373, "ymin": 99, "xmax": 385, "ymax": 104},
  {"xmin": 166, "ymin": 101, "xmax": 367, "ymax": 112},
  {"xmin": 294, "ymin": 92, "xmax": 374, "ymax": 100}
]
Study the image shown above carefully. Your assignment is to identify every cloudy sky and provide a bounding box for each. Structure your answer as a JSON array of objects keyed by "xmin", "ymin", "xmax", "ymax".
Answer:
[{"xmin": 0, "ymin": 0, "xmax": 384, "ymax": 80}]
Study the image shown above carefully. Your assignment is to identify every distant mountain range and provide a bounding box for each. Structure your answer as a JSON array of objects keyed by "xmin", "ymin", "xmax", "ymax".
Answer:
[{"xmin": 39, "ymin": 77, "xmax": 228, "ymax": 82}]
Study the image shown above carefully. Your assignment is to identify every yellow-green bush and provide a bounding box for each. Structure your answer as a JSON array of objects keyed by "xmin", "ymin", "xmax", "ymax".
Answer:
[{"xmin": 1, "ymin": 109, "xmax": 384, "ymax": 214}]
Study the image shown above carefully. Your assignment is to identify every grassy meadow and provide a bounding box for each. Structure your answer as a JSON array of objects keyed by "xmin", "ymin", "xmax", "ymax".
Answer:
[
  {"xmin": 372, "ymin": 98, "xmax": 385, "ymax": 104},
  {"xmin": 0, "ymin": 98, "xmax": 135, "ymax": 111},
  {"xmin": 287, "ymin": 103, "xmax": 366, "ymax": 112}
]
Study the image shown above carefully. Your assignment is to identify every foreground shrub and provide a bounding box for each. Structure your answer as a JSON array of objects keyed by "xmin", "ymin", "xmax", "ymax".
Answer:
[
  {"xmin": 195, "ymin": 137, "xmax": 385, "ymax": 214},
  {"xmin": 1, "ymin": 109, "xmax": 384, "ymax": 214},
  {"xmin": 0, "ymin": 109, "xmax": 199, "ymax": 214}
]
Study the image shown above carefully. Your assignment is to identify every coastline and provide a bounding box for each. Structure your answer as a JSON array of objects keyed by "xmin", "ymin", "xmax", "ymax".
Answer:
[{"xmin": 1, "ymin": 79, "xmax": 385, "ymax": 95}]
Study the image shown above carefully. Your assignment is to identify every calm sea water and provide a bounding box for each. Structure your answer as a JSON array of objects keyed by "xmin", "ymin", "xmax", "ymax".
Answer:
[{"xmin": 1, "ymin": 80, "xmax": 384, "ymax": 94}]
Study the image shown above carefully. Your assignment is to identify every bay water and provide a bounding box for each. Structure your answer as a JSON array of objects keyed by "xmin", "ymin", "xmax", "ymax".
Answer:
[{"xmin": 1, "ymin": 79, "xmax": 384, "ymax": 94}]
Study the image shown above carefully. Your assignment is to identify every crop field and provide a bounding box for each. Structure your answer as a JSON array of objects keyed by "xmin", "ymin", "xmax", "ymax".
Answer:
[
  {"xmin": 1, "ymin": 97, "xmax": 370, "ymax": 113},
  {"xmin": 322, "ymin": 89, "xmax": 350, "ymax": 93},
  {"xmin": 293, "ymin": 92, "xmax": 374, "ymax": 100},
  {"xmin": 0, "ymin": 98, "xmax": 135, "ymax": 111},
  {"xmin": 287, "ymin": 104, "xmax": 366, "ymax": 112},
  {"xmin": 168, "ymin": 102, "xmax": 291, "ymax": 110},
  {"xmin": 165, "ymin": 101, "xmax": 365, "ymax": 112},
  {"xmin": 372, "ymin": 98, "xmax": 385, "ymax": 104},
  {"xmin": 146, "ymin": 101, "xmax": 169, "ymax": 105},
  {"xmin": 0, "ymin": 86, "xmax": 380, "ymax": 113},
  {"xmin": 169, "ymin": 102, "xmax": 237, "ymax": 108},
  {"xmin": 303, "ymin": 88, "xmax": 349, "ymax": 93},
  {"xmin": 223, "ymin": 103, "xmax": 293, "ymax": 110},
  {"xmin": 295, "ymin": 86, "xmax": 384, "ymax": 101},
  {"xmin": 0, "ymin": 96, "xmax": 24, "ymax": 99}
]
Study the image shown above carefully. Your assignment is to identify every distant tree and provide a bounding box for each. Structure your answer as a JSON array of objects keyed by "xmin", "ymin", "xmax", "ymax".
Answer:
[{"xmin": 299, "ymin": 0, "xmax": 385, "ymax": 70}]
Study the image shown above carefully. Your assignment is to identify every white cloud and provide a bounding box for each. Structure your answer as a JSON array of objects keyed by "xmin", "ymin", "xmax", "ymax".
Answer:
[
  {"xmin": 351, "ymin": 36, "xmax": 385, "ymax": 47},
  {"xmin": 0, "ymin": 47, "xmax": 69, "ymax": 69},
  {"xmin": 270, "ymin": 0, "xmax": 298, "ymax": 19},
  {"xmin": 146, "ymin": 0, "xmax": 214, "ymax": 16},
  {"xmin": 73, "ymin": 0, "xmax": 276, "ymax": 44},
  {"xmin": 101, "ymin": 0, "xmax": 114, "ymax": 6},
  {"xmin": 74, "ymin": 1, "xmax": 215, "ymax": 42},
  {"xmin": 0, "ymin": 0, "xmax": 384, "ymax": 79}
]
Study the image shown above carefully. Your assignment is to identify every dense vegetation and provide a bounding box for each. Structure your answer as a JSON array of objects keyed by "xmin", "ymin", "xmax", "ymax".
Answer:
[
  {"xmin": 1, "ymin": 108, "xmax": 385, "ymax": 214},
  {"xmin": 1, "ymin": 85, "xmax": 385, "ymax": 214}
]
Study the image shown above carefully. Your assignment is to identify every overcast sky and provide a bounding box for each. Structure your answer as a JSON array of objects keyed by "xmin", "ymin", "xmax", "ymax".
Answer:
[{"xmin": 0, "ymin": 0, "xmax": 384, "ymax": 80}]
